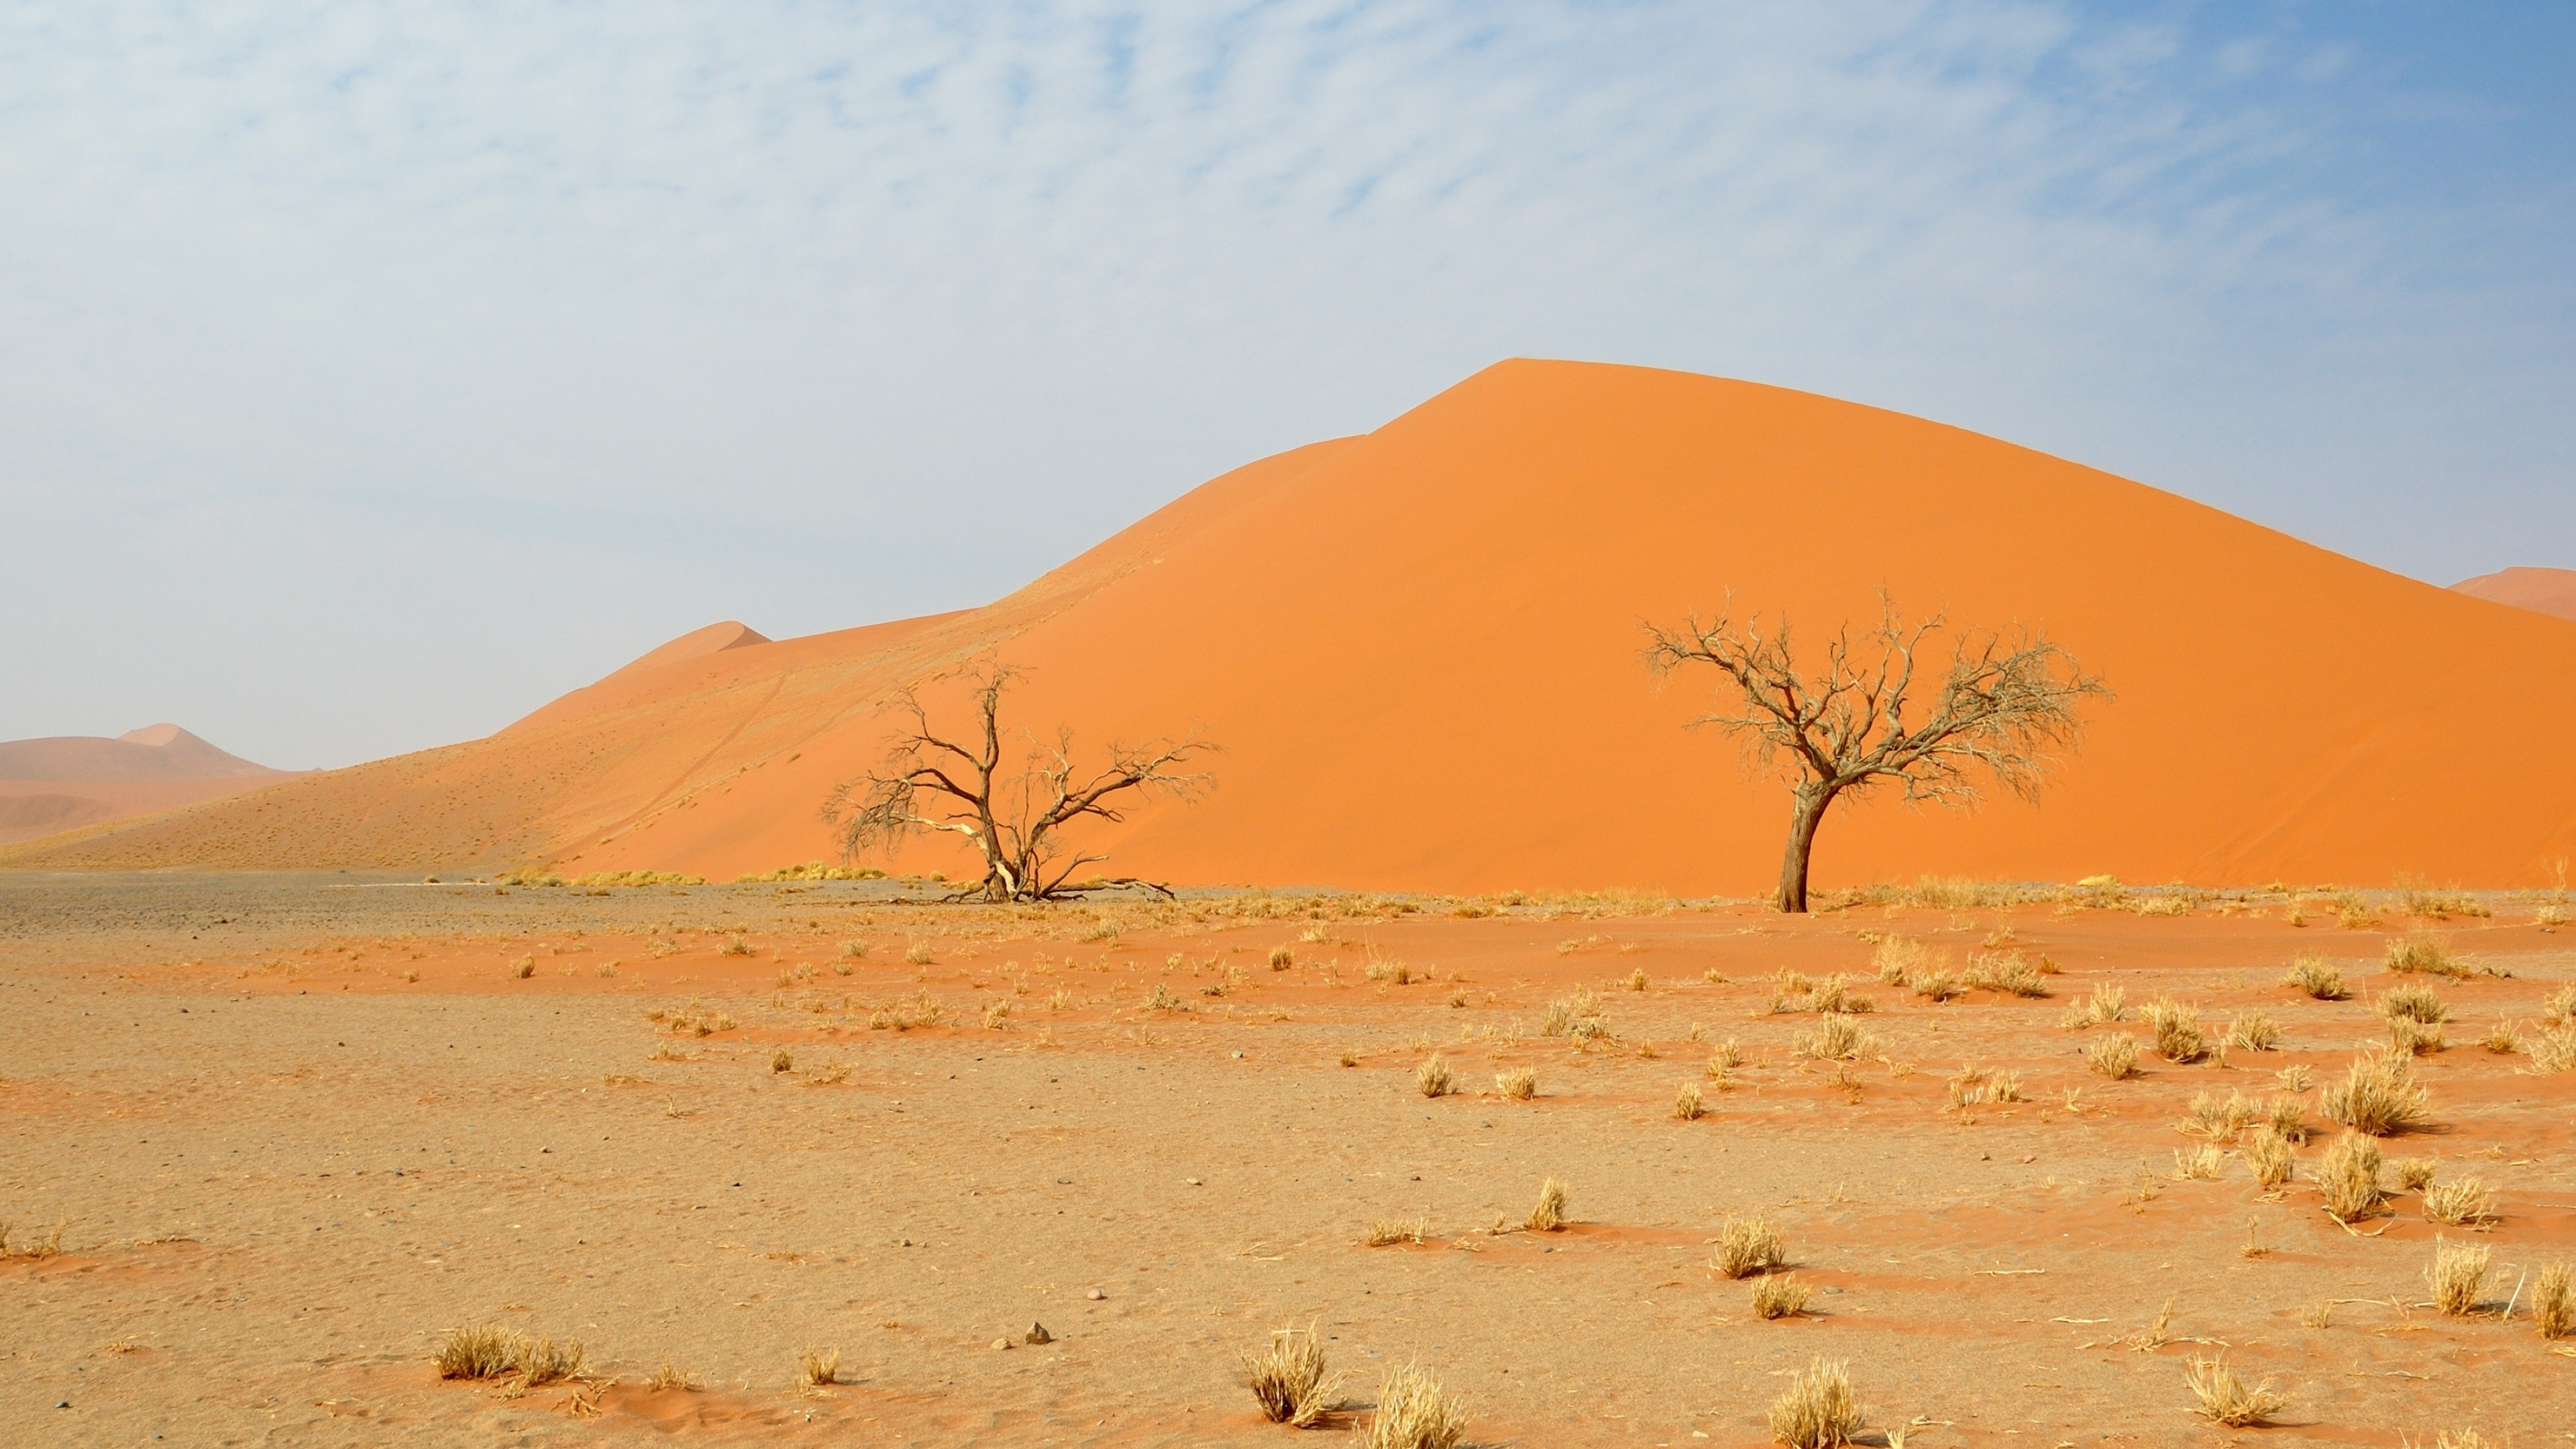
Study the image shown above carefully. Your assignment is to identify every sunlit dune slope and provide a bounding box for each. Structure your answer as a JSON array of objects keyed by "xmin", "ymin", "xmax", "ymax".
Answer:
[
  {"xmin": 0, "ymin": 439, "xmax": 1358, "ymax": 871},
  {"xmin": 2452, "ymin": 566, "xmax": 2576, "ymax": 623},
  {"xmin": 11, "ymin": 361, "xmax": 2575, "ymax": 889}
]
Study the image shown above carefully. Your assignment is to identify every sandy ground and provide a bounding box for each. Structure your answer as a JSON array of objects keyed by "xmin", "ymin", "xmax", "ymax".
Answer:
[{"xmin": 3, "ymin": 874, "xmax": 2572, "ymax": 1448}]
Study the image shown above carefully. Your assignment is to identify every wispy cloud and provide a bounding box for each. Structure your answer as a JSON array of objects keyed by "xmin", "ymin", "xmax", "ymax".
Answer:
[{"xmin": 1, "ymin": 2, "xmax": 2567, "ymax": 763}]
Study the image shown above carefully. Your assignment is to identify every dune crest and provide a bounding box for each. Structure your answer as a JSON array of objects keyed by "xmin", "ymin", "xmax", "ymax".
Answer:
[
  {"xmin": 8, "ymin": 362, "xmax": 2573, "ymax": 889},
  {"xmin": 2451, "ymin": 566, "xmax": 2576, "ymax": 623},
  {"xmin": 0, "ymin": 724, "xmax": 294, "ymax": 845}
]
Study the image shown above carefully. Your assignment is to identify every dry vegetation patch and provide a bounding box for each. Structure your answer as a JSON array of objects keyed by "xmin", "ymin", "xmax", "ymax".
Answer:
[
  {"xmin": 1244, "ymin": 1322, "xmax": 1340, "ymax": 1428},
  {"xmin": 2321, "ymin": 1051, "xmax": 2430, "ymax": 1135},
  {"xmin": 1361, "ymin": 1362, "xmax": 1466, "ymax": 1449},
  {"xmin": 2182, "ymin": 1356, "xmax": 2286, "ymax": 1427},
  {"xmin": 1767, "ymin": 1358, "xmax": 1863, "ymax": 1449}
]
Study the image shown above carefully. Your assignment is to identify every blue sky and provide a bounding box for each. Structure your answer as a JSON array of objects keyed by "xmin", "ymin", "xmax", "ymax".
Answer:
[{"xmin": 3, "ymin": 1, "xmax": 2569, "ymax": 766}]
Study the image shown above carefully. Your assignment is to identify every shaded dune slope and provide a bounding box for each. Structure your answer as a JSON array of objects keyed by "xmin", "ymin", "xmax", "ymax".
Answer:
[{"xmin": 11, "ymin": 362, "xmax": 2575, "ymax": 890}]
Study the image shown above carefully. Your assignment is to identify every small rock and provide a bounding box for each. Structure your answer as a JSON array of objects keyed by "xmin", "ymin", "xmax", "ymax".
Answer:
[
  {"xmin": 1025, "ymin": 1322, "xmax": 1053, "ymax": 1345},
  {"xmin": 1085, "ymin": 1288, "xmax": 1105, "ymax": 1300},
  {"xmin": 993, "ymin": 1338, "xmax": 1012, "ymax": 1350},
  {"xmin": 1184, "ymin": 1177, "xmax": 1201, "ymax": 1186},
  {"xmin": 1230, "ymin": 1051, "xmax": 1244, "ymax": 1059}
]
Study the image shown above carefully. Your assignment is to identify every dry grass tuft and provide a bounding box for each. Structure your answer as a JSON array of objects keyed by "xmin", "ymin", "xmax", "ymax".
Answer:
[
  {"xmin": 2428, "ymin": 1237, "xmax": 2491, "ymax": 1316},
  {"xmin": 1244, "ymin": 1322, "xmax": 1340, "ymax": 1428},
  {"xmin": 2387, "ymin": 1017, "xmax": 2445, "ymax": 1056},
  {"xmin": 2144, "ymin": 1000, "xmax": 2206, "ymax": 1063},
  {"xmin": 1751, "ymin": 1273, "xmax": 1812, "ymax": 1319},
  {"xmin": 435, "ymin": 1324, "xmax": 586, "ymax": 1389},
  {"xmin": 1366, "ymin": 1217, "xmax": 1430, "ymax": 1247},
  {"xmin": 1793, "ymin": 1013, "xmax": 1877, "ymax": 1061},
  {"xmin": 2395, "ymin": 1157, "xmax": 2439, "ymax": 1191},
  {"xmin": 1416, "ymin": 1055, "xmax": 1456, "ymax": 1098},
  {"xmin": 2182, "ymin": 1356, "xmax": 2286, "ymax": 1427},
  {"xmin": 2265, "ymin": 1094, "xmax": 2309, "ymax": 1144},
  {"xmin": 2224, "ymin": 1012, "xmax": 2282, "ymax": 1051},
  {"xmin": 1673, "ymin": 1083, "xmax": 1705, "ymax": 1120},
  {"xmin": 2385, "ymin": 933, "xmax": 2470, "ymax": 979},
  {"xmin": 2434, "ymin": 1433, "xmax": 2496, "ymax": 1449},
  {"xmin": 2085, "ymin": 1033, "xmax": 2140, "ymax": 1079},
  {"xmin": 2422, "ymin": 1177, "xmax": 2496, "ymax": 1226},
  {"xmin": 798, "ymin": 1347, "xmax": 840, "ymax": 1392},
  {"xmin": 1269, "ymin": 945, "xmax": 1295, "ymax": 970},
  {"xmin": 2284, "ymin": 956, "xmax": 2347, "ymax": 1000},
  {"xmin": 1963, "ymin": 951, "xmax": 2051, "ymax": 998},
  {"xmin": 2480, "ymin": 1022, "xmax": 2520, "ymax": 1054},
  {"xmin": 2532, "ymin": 1261, "xmax": 2574, "ymax": 1339},
  {"xmin": 2527, "ymin": 1025, "xmax": 2576, "ymax": 1074},
  {"xmin": 2545, "ymin": 984, "xmax": 2576, "ymax": 1028},
  {"xmin": 2379, "ymin": 981, "xmax": 2450, "ymax": 1024},
  {"xmin": 2181, "ymin": 1089, "xmax": 2259, "ymax": 1141},
  {"xmin": 1707, "ymin": 1038, "xmax": 1743, "ymax": 1071},
  {"xmin": 2317, "ymin": 1132, "xmax": 2385, "ymax": 1222},
  {"xmin": 2320, "ymin": 1050, "xmax": 2429, "ymax": 1135},
  {"xmin": 1526, "ymin": 1177, "xmax": 1568, "ymax": 1232},
  {"xmin": 2244, "ymin": 1126, "xmax": 2294, "ymax": 1189},
  {"xmin": 2060, "ymin": 983, "xmax": 2127, "ymax": 1028},
  {"xmin": 2172, "ymin": 1145, "xmax": 2223, "ymax": 1181},
  {"xmin": 1713, "ymin": 1216, "xmax": 1786, "ymax": 1279},
  {"xmin": 1766, "ymin": 1358, "xmax": 1863, "ymax": 1449},
  {"xmin": 1495, "ymin": 1067, "xmax": 1536, "ymax": 1101},
  {"xmin": 1361, "ymin": 1362, "xmax": 1466, "ymax": 1449},
  {"xmin": 646, "ymin": 1362, "xmax": 694, "ymax": 1391}
]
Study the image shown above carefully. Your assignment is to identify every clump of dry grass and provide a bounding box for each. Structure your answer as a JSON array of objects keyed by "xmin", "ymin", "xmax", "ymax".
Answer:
[
  {"xmin": 770, "ymin": 1049, "xmax": 794, "ymax": 1073},
  {"xmin": 2224, "ymin": 1012, "xmax": 2282, "ymax": 1051},
  {"xmin": 2394, "ymin": 1157, "xmax": 2438, "ymax": 1191},
  {"xmin": 2059, "ymin": 983, "xmax": 2127, "ymax": 1029},
  {"xmin": 510, "ymin": 956, "xmax": 537, "ymax": 979},
  {"xmin": 904, "ymin": 940, "xmax": 935, "ymax": 966},
  {"xmin": 1361, "ymin": 1362, "xmax": 1466, "ymax": 1449},
  {"xmin": 2265, "ymin": 1094, "xmax": 2309, "ymax": 1143},
  {"xmin": 2387, "ymin": 1017, "xmax": 2445, "ymax": 1055},
  {"xmin": 2172, "ymin": 1145, "xmax": 2223, "ymax": 1181},
  {"xmin": 646, "ymin": 1362, "xmax": 693, "ymax": 1391},
  {"xmin": 2243, "ymin": 1127, "xmax": 2294, "ymax": 1189},
  {"xmin": 2532, "ymin": 1261, "xmax": 2574, "ymax": 1339},
  {"xmin": 435, "ymin": 1324, "xmax": 586, "ymax": 1389},
  {"xmin": 1803, "ymin": 973, "xmax": 1873, "ymax": 1014},
  {"xmin": 1244, "ymin": 1322, "xmax": 1340, "ymax": 1428},
  {"xmin": 1366, "ymin": 1217, "xmax": 1430, "ymax": 1246},
  {"xmin": 1416, "ymin": 1055, "xmax": 1456, "ymax": 1098},
  {"xmin": 1767, "ymin": 1358, "xmax": 1863, "ymax": 1449},
  {"xmin": 2085, "ymin": 1033, "xmax": 2140, "ymax": 1079},
  {"xmin": 982, "ymin": 999, "xmax": 1011, "ymax": 1030},
  {"xmin": 1673, "ymin": 1083, "xmax": 1705, "ymax": 1120},
  {"xmin": 2144, "ymin": 1000, "xmax": 2206, "ymax": 1063},
  {"xmin": 2422, "ymin": 1177, "xmax": 2496, "ymax": 1226},
  {"xmin": 2284, "ymin": 957, "xmax": 2347, "ymax": 1000},
  {"xmin": 1963, "ymin": 951, "xmax": 2050, "ymax": 998},
  {"xmin": 2480, "ymin": 1022, "xmax": 2520, "ymax": 1054},
  {"xmin": 2526, "ymin": 1025, "xmax": 2576, "ymax": 1074},
  {"xmin": 1793, "ymin": 1014, "xmax": 1877, "ymax": 1061},
  {"xmin": 1713, "ymin": 1216, "xmax": 1786, "ymax": 1279},
  {"xmin": 2182, "ymin": 1356, "xmax": 2286, "ymax": 1427},
  {"xmin": 798, "ymin": 1347, "xmax": 840, "ymax": 1392},
  {"xmin": 1526, "ymin": 1177, "xmax": 1568, "ymax": 1232},
  {"xmin": 1540, "ymin": 989, "xmax": 1608, "ymax": 1041},
  {"xmin": 867, "ymin": 992, "xmax": 943, "ymax": 1031},
  {"xmin": 2317, "ymin": 1132, "xmax": 2385, "ymax": 1222},
  {"xmin": 1751, "ymin": 1273, "xmax": 1811, "ymax": 1319},
  {"xmin": 1268, "ymin": 946, "xmax": 1295, "ymax": 970},
  {"xmin": 1707, "ymin": 1038, "xmax": 1743, "ymax": 1070},
  {"xmin": 2379, "ymin": 981, "xmax": 2449, "ymax": 1024},
  {"xmin": 1495, "ymin": 1067, "xmax": 1536, "ymax": 1100},
  {"xmin": 2434, "ymin": 1433, "xmax": 2496, "ymax": 1449},
  {"xmin": 2181, "ymin": 1089, "xmax": 2260, "ymax": 1141},
  {"xmin": 2385, "ymin": 933, "xmax": 2469, "ymax": 979},
  {"xmin": 2544, "ymin": 984, "xmax": 2576, "ymax": 1028},
  {"xmin": 2428, "ymin": 1237, "xmax": 2491, "ymax": 1316},
  {"xmin": 2320, "ymin": 1050, "xmax": 2429, "ymax": 1135}
]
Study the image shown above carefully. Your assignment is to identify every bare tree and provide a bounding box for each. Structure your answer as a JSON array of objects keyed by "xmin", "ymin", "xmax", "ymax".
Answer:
[
  {"xmin": 1645, "ymin": 593, "xmax": 2108, "ymax": 913},
  {"xmin": 819, "ymin": 663, "xmax": 1214, "ymax": 902}
]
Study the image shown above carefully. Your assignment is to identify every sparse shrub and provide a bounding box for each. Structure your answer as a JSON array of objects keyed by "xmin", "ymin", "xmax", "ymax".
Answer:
[
  {"xmin": 1361, "ymin": 1361, "xmax": 1466, "ymax": 1449},
  {"xmin": 2284, "ymin": 957, "xmax": 2347, "ymax": 1000},
  {"xmin": 2422, "ymin": 1177, "xmax": 2496, "ymax": 1226},
  {"xmin": 2428, "ymin": 1238, "xmax": 2491, "ymax": 1316},
  {"xmin": 2244, "ymin": 1126, "xmax": 2294, "ymax": 1189},
  {"xmin": 1496, "ymin": 1067, "xmax": 1536, "ymax": 1101},
  {"xmin": 1416, "ymin": 1055, "xmax": 1456, "ymax": 1098},
  {"xmin": 2533, "ymin": 1262, "xmax": 2574, "ymax": 1339},
  {"xmin": 2224, "ymin": 1012, "xmax": 2282, "ymax": 1051},
  {"xmin": 2317, "ymin": 1132, "xmax": 2385, "ymax": 1222},
  {"xmin": 1526, "ymin": 1178, "xmax": 1568, "ymax": 1232},
  {"xmin": 1244, "ymin": 1322, "xmax": 1339, "ymax": 1428},
  {"xmin": 1751, "ymin": 1273, "xmax": 1811, "ymax": 1319},
  {"xmin": 2144, "ymin": 1000, "xmax": 2206, "ymax": 1063},
  {"xmin": 2320, "ymin": 1051, "xmax": 2429, "ymax": 1135},
  {"xmin": 1713, "ymin": 1216, "xmax": 1786, "ymax": 1279},
  {"xmin": 2385, "ymin": 934, "xmax": 2469, "ymax": 979},
  {"xmin": 2086, "ymin": 1033, "xmax": 2140, "ymax": 1079},
  {"xmin": 1767, "ymin": 1358, "xmax": 1863, "ymax": 1449},
  {"xmin": 798, "ymin": 1347, "xmax": 840, "ymax": 1391},
  {"xmin": 2182, "ymin": 1356, "xmax": 2286, "ymax": 1427}
]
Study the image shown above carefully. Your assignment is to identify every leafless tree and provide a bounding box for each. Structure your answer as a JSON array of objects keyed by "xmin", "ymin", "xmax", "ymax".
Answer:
[
  {"xmin": 819, "ymin": 663, "xmax": 1214, "ymax": 902},
  {"xmin": 1645, "ymin": 593, "xmax": 2108, "ymax": 913}
]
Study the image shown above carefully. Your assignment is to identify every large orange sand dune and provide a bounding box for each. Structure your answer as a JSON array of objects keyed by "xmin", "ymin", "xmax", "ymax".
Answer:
[
  {"xmin": 0, "ymin": 724, "xmax": 294, "ymax": 846},
  {"xmin": 10, "ymin": 361, "xmax": 2575, "ymax": 891},
  {"xmin": 2453, "ymin": 565, "xmax": 2576, "ymax": 623}
]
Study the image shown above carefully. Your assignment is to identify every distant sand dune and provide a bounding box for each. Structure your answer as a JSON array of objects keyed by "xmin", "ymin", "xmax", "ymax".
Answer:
[
  {"xmin": 2452, "ymin": 565, "xmax": 2576, "ymax": 623},
  {"xmin": 9, "ymin": 361, "xmax": 2574, "ymax": 890},
  {"xmin": 0, "ymin": 726, "xmax": 294, "ymax": 845}
]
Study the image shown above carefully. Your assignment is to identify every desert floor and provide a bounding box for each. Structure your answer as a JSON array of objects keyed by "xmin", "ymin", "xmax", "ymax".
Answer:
[{"xmin": 2, "ymin": 873, "xmax": 2571, "ymax": 1448}]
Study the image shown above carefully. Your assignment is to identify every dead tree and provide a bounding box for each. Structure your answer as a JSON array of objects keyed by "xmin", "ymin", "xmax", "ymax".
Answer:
[
  {"xmin": 1645, "ymin": 594, "xmax": 2108, "ymax": 913},
  {"xmin": 818, "ymin": 663, "xmax": 1214, "ymax": 902}
]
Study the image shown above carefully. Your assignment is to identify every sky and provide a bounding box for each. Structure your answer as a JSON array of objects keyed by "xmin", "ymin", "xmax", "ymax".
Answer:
[{"xmin": 3, "ymin": 1, "xmax": 2570, "ymax": 768}]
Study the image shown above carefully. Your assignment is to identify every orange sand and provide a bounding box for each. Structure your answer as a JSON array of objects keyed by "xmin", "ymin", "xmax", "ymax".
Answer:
[
  {"xmin": 2453, "ymin": 566, "xmax": 2576, "ymax": 623},
  {"xmin": 0, "ymin": 724, "xmax": 293, "ymax": 845},
  {"xmin": 9, "ymin": 362, "xmax": 2575, "ymax": 890}
]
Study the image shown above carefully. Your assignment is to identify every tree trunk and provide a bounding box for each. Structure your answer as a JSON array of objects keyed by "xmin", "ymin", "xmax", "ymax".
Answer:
[{"xmin": 1775, "ymin": 783, "xmax": 1839, "ymax": 914}]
